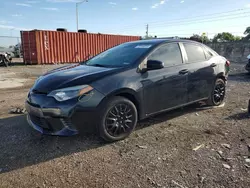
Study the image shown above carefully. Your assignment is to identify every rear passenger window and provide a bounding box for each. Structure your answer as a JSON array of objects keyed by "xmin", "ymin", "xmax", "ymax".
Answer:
[
  {"xmin": 203, "ymin": 46, "xmax": 214, "ymax": 59},
  {"xmin": 183, "ymin": 43, "xmax": 206, "ymax": 63},
  {"xmin": 148, "ymin": 43, "xmax": 183, "ymax": 67},
  {"xmin": 204, "ymin": 48, "xmax": 213, "ymax": 59}
]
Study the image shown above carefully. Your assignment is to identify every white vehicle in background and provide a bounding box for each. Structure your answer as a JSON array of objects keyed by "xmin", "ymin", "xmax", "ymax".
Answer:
[
  {"xmin": 246, "ymin": 54, "xmax": 250, "ymax": 73},
  {"xmin": 0, "ymin": 52, "xmax": 12, "ymax": 67}
]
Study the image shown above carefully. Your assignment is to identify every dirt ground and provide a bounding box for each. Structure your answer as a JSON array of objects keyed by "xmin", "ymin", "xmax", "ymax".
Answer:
[{"xmin": 0, "ymin": 63, "xmax": 250, "ymax": 188}]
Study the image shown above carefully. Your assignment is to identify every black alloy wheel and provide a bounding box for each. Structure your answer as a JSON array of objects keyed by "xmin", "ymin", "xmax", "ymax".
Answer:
[
  {"xmin": 207, "ymin": 78, "xmax": 226, "ymax": 106},
  {"xmin": 213, "ymin": 82, "xmax": 225, "ymax": 105},
  {"xmin": 105, "ymin": 103, "xmax": 134, "ymax": 137},
  {"xmin": 99, "ymin": 96, "xmax": 137, "ymax": 142}
]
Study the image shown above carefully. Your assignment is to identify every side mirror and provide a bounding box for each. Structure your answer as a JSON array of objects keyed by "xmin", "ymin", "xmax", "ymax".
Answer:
[{"xmin": 147, "ymin": 60, "xmax": 164, "ymax": 71}]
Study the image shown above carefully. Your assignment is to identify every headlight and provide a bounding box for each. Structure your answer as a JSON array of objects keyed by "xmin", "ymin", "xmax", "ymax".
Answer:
[{"xmin": 48, "ymin": 85, "xmax": 93, "ymax": 101}]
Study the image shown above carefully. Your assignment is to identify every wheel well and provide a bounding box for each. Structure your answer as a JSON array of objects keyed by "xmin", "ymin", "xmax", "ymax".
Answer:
[
  {"xmin": 115, "ymin": 93, "xmax": 140, "ymax": 118},
  {"xmin": 217, "ymin": 75, "xmax": 226, "ymax": 82}
]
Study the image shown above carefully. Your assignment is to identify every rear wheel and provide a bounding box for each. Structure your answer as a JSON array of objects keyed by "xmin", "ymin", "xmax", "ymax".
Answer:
[
  {"xmin": 98, "ymin": 96, "xmax": 138, "ymax": 142},
  {"xmin": 207, "ymin": 78, "xmax": 226, "ymax": 106}
]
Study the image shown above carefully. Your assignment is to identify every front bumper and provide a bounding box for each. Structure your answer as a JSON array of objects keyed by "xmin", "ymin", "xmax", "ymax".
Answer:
[
  {"xmin": 25, "ymin": 89, "xmax": 105, "ymax": 136},
  {"xmin": 25, "ymin": 102, "xmax": 78, "ymax": 136}
]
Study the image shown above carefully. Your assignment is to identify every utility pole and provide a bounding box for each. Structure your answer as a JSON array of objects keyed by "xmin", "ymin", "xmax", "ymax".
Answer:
[
  {"xmin": 76, "ymin": 0, "xmax": 88, "ymax": 32},
  {"xmin": 146, "ymin": 24, "xmax": 149, "ymax": 38},
  {"xmin": 76, "ymin": 3, "xmax": 79, "ymax": 31}
]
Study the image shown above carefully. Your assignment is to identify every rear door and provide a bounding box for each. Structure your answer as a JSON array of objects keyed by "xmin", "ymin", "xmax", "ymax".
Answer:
[
  {"xmin": 181, "ymin": 42, "xmax": 215, "ymax": 103},
  {"xmin": 141, "ymin": 42, "xmax": 188, "ymax": 115}
]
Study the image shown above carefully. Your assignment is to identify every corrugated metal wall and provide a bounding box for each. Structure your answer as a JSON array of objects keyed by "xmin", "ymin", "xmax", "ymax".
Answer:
[
  {"xmin": 21, "ymin": 30, "xmax": 140, "ymax": 64},
  {"xmin": 21, "ymin": 31, "xmax": 37, "ymax": 64}
]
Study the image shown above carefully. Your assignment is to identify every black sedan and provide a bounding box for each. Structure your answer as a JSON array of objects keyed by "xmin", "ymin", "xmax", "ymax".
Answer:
[{"xmin": 26, "ymin": 39, "xmax": 230, "ymax": 142}]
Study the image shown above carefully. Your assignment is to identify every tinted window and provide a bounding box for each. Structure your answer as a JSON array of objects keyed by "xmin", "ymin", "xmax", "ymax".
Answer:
[
  {"xmin": 85, "ymin": 43, "xmax": 153, "ymax": 68},
  {"xmin": 204, "ymin": 46, "xmax": 218, "ymax": 58},
  {"xmin": 204, "ymin": 48, "xmax": 213, "ymax": 59},
  {"xmin": 206, "ymin": 46, "xmax": 218, "ymax": 56},
  {"xmin": 148, "ymin": 43, "xmax": 182, "ymax": 67},
  {"xmin": 183, "ymin": 43, "xmax": 206, "ymax": 63}
]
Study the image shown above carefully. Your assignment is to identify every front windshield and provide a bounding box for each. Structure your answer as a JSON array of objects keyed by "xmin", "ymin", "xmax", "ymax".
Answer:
[{"xmin": 85, "ymin": 43, "xmax": 153, "ymax": 67}]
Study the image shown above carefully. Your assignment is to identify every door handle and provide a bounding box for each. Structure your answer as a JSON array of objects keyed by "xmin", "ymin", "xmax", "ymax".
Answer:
[
  {"xmin": 210, "ymin": 63, "xmax": 217, "ymax": 67},
  {"xmin": 179, "ymin": 69, "xmax": 189, "ymax": 74}
]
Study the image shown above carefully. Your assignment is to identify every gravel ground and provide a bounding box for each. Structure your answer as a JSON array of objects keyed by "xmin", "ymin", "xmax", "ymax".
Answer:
[{"xmin": 0, "ymin": 63, "xmax": 250, "ymax": 188}]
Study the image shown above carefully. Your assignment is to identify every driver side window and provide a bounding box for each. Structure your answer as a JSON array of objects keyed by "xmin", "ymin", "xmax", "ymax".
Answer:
[{"xmin": 148, "ymin": 43, "xmax": 183, "ymax": 67}]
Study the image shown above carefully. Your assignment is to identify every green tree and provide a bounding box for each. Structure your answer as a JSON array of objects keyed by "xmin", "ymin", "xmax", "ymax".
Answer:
[
  {"xmin": 212, "ymin": 32, "xmax": 237, "ymax": 42},
  {"xmin": 189, "ymin": 34, "xmax": 210, "ymax": 43},
  {"xmin": 234, "ymin": 36, "xmax": 242, "ymax": 41},
  {"xmin": 201, "ymin": 33, "xmax": 210, "ymax": 43},
  {"xmin": 12, "ymin": 43, "xmax": 21, "ymax": 58},
  {"xmin": 190, "ymin": 34, "xmax": 202, "ymax": 42}
]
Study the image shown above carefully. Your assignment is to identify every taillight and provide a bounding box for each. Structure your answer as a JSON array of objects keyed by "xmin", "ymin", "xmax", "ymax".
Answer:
[
  {"xmin": 225, "ymin": 60, "xmax": 230, "ymax": 73},
  {"xmin": 225, "ymin": 60, "xmax": 230, "ymax": 66}
]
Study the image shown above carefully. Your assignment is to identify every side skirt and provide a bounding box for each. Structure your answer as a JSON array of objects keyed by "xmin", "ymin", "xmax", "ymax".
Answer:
[{"xmin": 142, "ymin": 98, "xmax": 208, "ymax": 120}]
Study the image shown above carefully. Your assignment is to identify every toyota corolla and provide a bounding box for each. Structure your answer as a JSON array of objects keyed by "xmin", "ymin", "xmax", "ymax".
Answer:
[{"xmin": 25, "ymin": 39, "xmax": 229, "ymax": 142}]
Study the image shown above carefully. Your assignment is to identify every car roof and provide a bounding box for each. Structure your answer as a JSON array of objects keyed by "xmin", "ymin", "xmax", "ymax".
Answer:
[{"xmin": 127, "ymin": 39, "xmax": 203, "ymax": 46}]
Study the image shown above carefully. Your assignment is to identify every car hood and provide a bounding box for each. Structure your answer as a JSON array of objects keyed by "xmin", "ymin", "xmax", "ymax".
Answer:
[{"xmin": 32, "ymin": 64, "xmax": 119, "ymax": 93}]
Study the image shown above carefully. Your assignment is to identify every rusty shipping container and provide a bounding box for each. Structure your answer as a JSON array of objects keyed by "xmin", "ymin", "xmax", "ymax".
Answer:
[{"xmin": 21, "ymin": 30, "xmax": 140, "ymax": 64}]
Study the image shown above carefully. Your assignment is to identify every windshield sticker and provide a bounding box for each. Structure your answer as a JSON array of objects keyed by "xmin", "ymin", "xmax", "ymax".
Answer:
[{"xmin": 135, "ymin": 45, "xmax": 152, "ymax": 49}]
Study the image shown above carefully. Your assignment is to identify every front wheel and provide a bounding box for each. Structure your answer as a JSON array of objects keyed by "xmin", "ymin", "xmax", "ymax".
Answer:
[
  {"xmin": 207, "ymin": 78, "xmax": 226, "ymax": 106},
  {"xmin": 98, "ymin": 96, "xmax": 138, "ymax": 142}
]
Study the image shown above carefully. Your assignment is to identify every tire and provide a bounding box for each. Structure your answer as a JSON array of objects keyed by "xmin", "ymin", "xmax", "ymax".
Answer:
[
  {"xmin": 207, "ymin": 78, "xmax": 226, "ymax": 106},
  {"xmin": 98, "ymin": 96, "xmax": 138, "ymax": 142}
]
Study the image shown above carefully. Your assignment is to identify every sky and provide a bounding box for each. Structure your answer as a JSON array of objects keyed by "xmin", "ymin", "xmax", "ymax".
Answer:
[{"xmin": 0, "ymin": 0, "xmax": 250, "ymax": 46}]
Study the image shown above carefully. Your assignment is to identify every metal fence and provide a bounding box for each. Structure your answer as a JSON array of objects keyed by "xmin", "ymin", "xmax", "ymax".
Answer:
[{"xmin": 0, "ymin": 36, "xmax": 21, "ymax": 56}]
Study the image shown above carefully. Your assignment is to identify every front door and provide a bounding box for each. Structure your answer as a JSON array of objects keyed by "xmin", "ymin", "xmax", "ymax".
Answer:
[{"xmin": 141, "ymin": 43, "xmax": 188, "ymax": 115}]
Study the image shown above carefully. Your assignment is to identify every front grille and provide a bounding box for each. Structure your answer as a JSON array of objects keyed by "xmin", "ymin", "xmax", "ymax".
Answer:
[
  {"xmin": 30, "ymin": 115, "xmax": 67, "ymax": 132},
  {"xmin": 30, "ymin": 115, "xmax": 50, "ymax": 130},
  {"xmin": 32, "ymin": 89, "xmax": 48, "ymax": 95},
  {"xmin": 47, "ymin": 118, "xmax": 65, "ymax": 131},
  {"xmin": 61, "ymin": 118, "xmax": 74, "ymax": 128}
]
